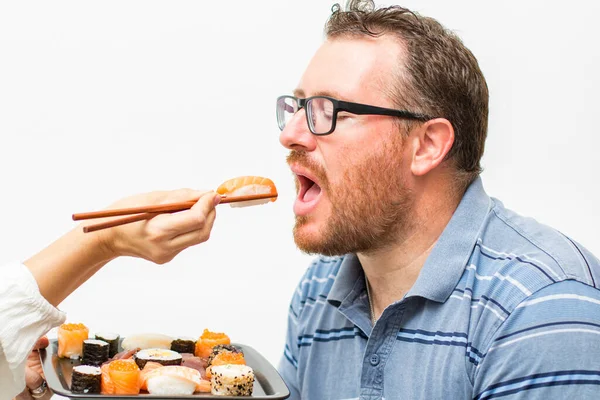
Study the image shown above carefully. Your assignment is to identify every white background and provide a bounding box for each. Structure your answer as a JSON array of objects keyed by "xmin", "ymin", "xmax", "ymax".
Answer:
[{"xmin": 0, "ymin": 0, "xmax": 599, "ymax": 386}]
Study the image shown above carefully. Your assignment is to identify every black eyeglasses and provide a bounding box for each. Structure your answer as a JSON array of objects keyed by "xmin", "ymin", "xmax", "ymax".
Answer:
[{"xmin": 276, "ymin": 95, "xmax": 433, "ymax": 135}]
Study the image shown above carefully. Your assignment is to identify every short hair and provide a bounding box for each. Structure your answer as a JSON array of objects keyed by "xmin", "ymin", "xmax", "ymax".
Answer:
[{"xmin": 326, "ymin": 0, "xmax": 489, "ymax": 186}]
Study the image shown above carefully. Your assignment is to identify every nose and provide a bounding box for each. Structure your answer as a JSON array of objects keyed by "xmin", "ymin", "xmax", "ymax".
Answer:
[{"xmin": 279, "ymin": 108, "xmax": 317, "ymax": 151}]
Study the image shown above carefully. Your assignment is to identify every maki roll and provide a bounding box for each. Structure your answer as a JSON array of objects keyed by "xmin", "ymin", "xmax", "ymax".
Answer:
[
  {"xmin": 210, "ymin": 364, "xmax": 254, "ymax": 396},
  {"xmin": 206, "ymin": 351, "xmax": 246, "ymax": 379},
  {"xmin": 81, "ymin": 339, "xmax": 109, "ymax": 366},
  {"xmin": 95, "ymin": 332, "xmax": 120, "ymax": 358},
  {"xmin": 134, "ymin": 348, "xmax": 182, "ymax": 370},
  {"xmin": 207, "ymin": 344, "xmax": 243, "ymax": 366},
  {"xmin": 71, "ymin": 365, "xmax": 101, "ymax": 394},
  {"xmin": 171, "ymin": 337, "xmax": 196, "ymax": 354}
]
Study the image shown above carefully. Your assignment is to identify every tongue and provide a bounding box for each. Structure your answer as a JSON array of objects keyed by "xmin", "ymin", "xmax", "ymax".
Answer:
[{"xmin": 303, "ymin": 183, "xmax": 321, "ymax": 203}]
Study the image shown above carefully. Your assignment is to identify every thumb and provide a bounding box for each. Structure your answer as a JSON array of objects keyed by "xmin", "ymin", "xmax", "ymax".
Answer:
[{"xmin": 33, "ymin": 336, "xmax": 49, "ymax": 351}]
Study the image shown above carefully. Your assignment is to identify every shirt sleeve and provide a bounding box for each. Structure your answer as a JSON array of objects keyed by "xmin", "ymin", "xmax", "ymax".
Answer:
[
  {"xmin": 0, "ymin": 261, "xmax": 66, "ymax": 400},
  {"xmin": 277, "ymin": 280, "xmax": 304, "ymax": 400},
  {"xmin": 473, "ymin": 279, "xmax": 600, "ymax": 400}
]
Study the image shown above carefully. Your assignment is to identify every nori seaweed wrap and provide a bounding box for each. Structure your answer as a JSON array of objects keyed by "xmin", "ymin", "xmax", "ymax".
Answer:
[
  {"xmin": 207, "ymin": 344, "xmax": 243, "ymax": 366},
  {"xmin": 171, "ymin": 338, "xmax": 196, "ymax": 354},
  {"xmin": 81, "ymin": 339, "xmax": 109, "ymax": 366},
  {"xmin": 71, "ymin": 365, "xmax": 101, "ymax": 394},
  {"xmin": 94, "ymin": 332, "xmax": 120, "ymax": 358}
]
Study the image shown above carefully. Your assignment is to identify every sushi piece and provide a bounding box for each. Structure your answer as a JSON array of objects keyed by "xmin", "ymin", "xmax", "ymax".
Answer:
[
  {"xmin": 195, "ymin": 329, "xmax": 231, "ymax": 358},
  {"xmin": 134, "ymin": 348, "xmax": 183, "ymax": 370},
  {"xmin": 101, "ymin": 359, "xmax": 141, "ymax": 395},
  {"xmin": 207, "ymin": 344, "xmax": 243, "ymax": 366},
  {"xmin": 81, "ymin": 339, "xmax": 109, "ymax": 366},
  {"xmin": 210, "ymin": 364, "xmax": 255, "ymax": 396},
  {"xmin": 94, "ymin": 332, "xmax": 120, "ymax": 358},
  {"xmin": 139, "ymin": 362, "xmax": 165, "ymax": 391},
  {"xmin": 217, "ymin": 176, "xmax": 278, "ymax": 207},
  {"xmin": 181, "ymin": 354, "xmax": 208, "ymax": 377},
  {"xmin": 100, "ymin": 364, "xmax": 114, "ymax": 394},
  {"xmin": 143, "ymin": 366, "xmax": 211, "ymax": 394},
  {"xmin": 121, "ymin": 333, "xmax": 173, "ymax": 351},
  {"xmin": 171, "ymin": 337, "xmax": 196, "ymax": 354},
  {"xmin": 205, "ymin": 351, "xmax": 246, "ymax": 379},
  {"xmin": 71, "ymin": 365, "xmax": 101, "ymax": 394},
  {"xmin": 57, "ymin": 323, "xmax": 89, "ymax": 359}
]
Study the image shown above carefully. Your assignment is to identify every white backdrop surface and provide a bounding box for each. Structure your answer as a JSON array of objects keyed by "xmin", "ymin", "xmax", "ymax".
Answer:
[{"xmin": 0, "ymin": 0, "xmax": 599, "ymax": 390}]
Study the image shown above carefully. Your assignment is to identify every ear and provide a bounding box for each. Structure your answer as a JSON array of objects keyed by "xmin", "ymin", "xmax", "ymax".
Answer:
[{"xmin": 409, "ymin": 118, "xmax": 455, "ymax": 176}]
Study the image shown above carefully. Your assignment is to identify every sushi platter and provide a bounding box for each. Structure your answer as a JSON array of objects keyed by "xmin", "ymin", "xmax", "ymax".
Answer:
[{"xmin": 40, "ymin": 325, "xmax": 290, "ymax": 399}]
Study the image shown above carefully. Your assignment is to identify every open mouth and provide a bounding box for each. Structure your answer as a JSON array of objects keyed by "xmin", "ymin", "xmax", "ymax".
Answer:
[
  {"xmin": 297, "ymin": 174, "xmax": 322, "ymax": 203},
  {"xmin": 292, "ymin": 169, "xmax": 323, "ymax": 216}
]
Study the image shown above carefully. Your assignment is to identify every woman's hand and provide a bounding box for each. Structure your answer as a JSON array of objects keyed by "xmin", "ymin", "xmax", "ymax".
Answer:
[
  {"xmin": 97, "ymin": 189, "xmax": 221, "ymax": 264},
  {"xmin": 14, "ymin": 337, "xmax": 51, "ymax": 400},
  {"xmin": 25, "ymin": 188, "xmax": 221, "ymax": 306}
]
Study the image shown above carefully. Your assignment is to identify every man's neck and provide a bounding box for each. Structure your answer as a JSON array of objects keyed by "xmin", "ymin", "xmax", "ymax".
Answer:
[{"xmin": 358, "ymin": 182, "xmax": 461, "ymax": 321}]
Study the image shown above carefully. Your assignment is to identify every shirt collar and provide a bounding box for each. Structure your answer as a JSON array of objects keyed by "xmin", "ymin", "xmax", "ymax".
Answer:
[{"xmin": 328, "ymin": 177, "xmax": 492, "ymax": 306}]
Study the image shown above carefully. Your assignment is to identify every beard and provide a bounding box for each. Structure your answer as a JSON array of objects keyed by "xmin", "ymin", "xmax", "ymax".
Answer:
[{"xmin": 287, "ymin": 136, "xmax": 414, "ymax": 256}]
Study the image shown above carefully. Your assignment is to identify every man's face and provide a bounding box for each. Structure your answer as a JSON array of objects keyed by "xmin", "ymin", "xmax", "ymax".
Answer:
[{"xmin": 280, "ymin": 36, "xmax": 415, "ymax": 256}]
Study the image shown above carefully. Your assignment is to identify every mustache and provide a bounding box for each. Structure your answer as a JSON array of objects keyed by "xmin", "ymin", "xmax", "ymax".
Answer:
[{"xmin": 286, "ymin": 151, "xmax": 329, "ymax": 189}]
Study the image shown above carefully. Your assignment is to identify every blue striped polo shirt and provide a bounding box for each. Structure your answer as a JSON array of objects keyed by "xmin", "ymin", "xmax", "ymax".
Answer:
[{"xmin": 278, "ymin": 177, "xmax": 600, "ymax": 400}]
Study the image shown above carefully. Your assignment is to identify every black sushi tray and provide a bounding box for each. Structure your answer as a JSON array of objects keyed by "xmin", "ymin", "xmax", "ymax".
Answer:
[{"xmin": 40, "ymin": 339, "xmax": 290, "ymax": 399}]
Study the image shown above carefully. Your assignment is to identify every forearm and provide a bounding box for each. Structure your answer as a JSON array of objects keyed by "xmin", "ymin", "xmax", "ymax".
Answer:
[{"xmin": 23, "ymin": 225, "xmax": 115, "ymax": 307}]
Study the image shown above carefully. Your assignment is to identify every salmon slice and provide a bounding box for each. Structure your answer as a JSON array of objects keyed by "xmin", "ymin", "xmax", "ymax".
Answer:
[
  {"xmin": 217, "ymin": 176, "xmax": 277, "ymax": 200},
  {"xmin": 144, "ymin": 366, "xmax": 211, "ymax": 393},
  {"xmin": 57, "ymin": 323, "xmax": 89, "ymax": 359},
  {"xmin": 195, "ymin": 329, "xmax": 230, "ymax": 358},
  {"xmin": 106, "ymin": 359, "xmax": 141, "ymax": 394},
  {"xmin": 100, "ymin": 363, "xmax": 114, "ymax": 394}
]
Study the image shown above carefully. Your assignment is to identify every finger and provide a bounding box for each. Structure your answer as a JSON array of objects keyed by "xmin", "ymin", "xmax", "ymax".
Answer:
[
  {"xmin": 168, "ymin": 208, "xmax": 217, "ymax": 250},
  {"xmin": 24, "ymin": 365, "xmax": 45, "ymax": 390},
  {"xmin": 153, "ymin": 192, "xmax": 219, "ymax": 237},
  {"xmin": 33, "ymin": 336, "xmax": 49, "ymax": 351}
]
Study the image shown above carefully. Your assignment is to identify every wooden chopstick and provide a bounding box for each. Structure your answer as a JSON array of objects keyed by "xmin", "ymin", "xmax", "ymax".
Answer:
[
  {"xmin": 83, "ymin": 213, "xmax": 161, "ymax": 233},
  {"xmin": 75, "ymin": 192, "xmax": 278, "ymax": 233}
]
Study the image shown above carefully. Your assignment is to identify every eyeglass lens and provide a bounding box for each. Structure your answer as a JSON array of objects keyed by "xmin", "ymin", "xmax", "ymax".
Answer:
[{"xmin": 277, "ymin": 96, "xmax": 336, "ymax": 135}]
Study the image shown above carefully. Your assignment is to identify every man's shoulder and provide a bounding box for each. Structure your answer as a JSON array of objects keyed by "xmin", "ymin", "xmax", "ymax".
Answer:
[
  {"xmin": 461, "ymin": 198, "xmax": 600, "ymax": 337},
  {"xmin": 478, "ymin": 197, "xmax": 599, "ymax": 288}
]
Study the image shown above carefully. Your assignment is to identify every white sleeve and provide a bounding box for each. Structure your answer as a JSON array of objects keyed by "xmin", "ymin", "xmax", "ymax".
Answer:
[{"xmin": 0, "ymin": 261, "xmax": 66, "ymax": 400}]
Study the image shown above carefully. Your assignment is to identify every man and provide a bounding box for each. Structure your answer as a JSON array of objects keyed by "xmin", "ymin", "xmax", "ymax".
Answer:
[{"xmin": 276, "ymin": 1, "xmax": 600, "ymax": 399}]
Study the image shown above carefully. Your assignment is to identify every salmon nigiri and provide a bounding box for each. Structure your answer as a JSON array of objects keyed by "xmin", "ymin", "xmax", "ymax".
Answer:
[
  {"xmin": 143, "ymin": 365, "xmax": 211, "ymax": 395},
  {"xmin": 101, "ymin": 359, "xmax": 141, "ymax": 395},
  {"xmin": 57, "ymin": 323, "xmax": 89, "ymax": 359},
  {"xmin": 140, "ymin": 362, "xmax": 167, "ymax": 391},
  {"xmin": 217, "ymin": 176, "xmax": 277, "ymax": 207}
]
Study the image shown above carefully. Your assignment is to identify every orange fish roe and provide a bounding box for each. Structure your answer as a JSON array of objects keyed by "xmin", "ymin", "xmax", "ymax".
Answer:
[
  {"xmin": 195, "ymin": 329, "xmax": 231, "ymax": 358},
  {"xmin": 60, "ymin": 323, "xmax": 88, "ymax": 331},
  {"xmin": 206, "ymin": 352, "xmax": 246, "ymax": 379}
]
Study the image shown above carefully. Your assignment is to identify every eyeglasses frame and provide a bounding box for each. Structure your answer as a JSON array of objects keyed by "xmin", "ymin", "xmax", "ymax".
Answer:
[{"xmin": 277, "ymin": 95, "xmax": 434, "ymax": 135}]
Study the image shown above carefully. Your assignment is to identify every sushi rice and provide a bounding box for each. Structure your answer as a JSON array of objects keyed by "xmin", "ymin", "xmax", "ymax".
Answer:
[{"xmin": 210, "ymin": 364, "xmax": 255, "ymax": 396}]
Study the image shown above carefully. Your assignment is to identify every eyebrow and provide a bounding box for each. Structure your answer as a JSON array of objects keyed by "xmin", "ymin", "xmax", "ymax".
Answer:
[{"xmin": 292, "ymin": 88, "xmax": 349, "ymax": 101}]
